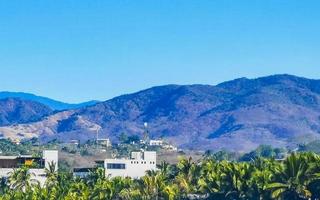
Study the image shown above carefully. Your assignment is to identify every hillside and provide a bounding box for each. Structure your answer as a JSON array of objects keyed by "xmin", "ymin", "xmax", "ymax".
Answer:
[
  {"xmin": 0, "ymin": 92, "xmax": 98, "ymax": 110},
  {"xmin": 1, "ymin": 74, "xmax": 320, "ymax": 152},
  {"xmin": 0, "ymin": 98, "xmax": 53, "ymax": 127}
]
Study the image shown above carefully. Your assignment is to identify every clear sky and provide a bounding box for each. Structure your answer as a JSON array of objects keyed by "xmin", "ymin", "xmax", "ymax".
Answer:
[{"xmin": 0, "ymin": 0, "xmax": 319, "ymax": 103}]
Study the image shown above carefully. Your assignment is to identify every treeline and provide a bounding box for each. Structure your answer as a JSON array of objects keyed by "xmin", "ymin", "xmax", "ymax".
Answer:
[
  {"xmin": 1, "ymin": 152, "xmax": 320, "ymax": 199},
  {"xmin": 204, "ymin": 144, "xmax": 286, "ymax": 162}
]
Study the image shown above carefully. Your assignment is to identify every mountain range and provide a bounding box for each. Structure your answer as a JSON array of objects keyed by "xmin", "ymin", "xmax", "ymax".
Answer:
[
  {"xmin": 0, "ymin": 98, "xmax": 52, "ymax": 126},
  {"xmin": 0, "ymin": 92, "xmax": 99, "ymax": 110},
  {"xmin": 1, "ymin": 74, "xmax": 320, "ymax": 152}
]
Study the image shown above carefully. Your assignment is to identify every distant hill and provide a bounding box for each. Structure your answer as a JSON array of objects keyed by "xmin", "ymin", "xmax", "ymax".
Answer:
[
  {"xmin": 0, "ymin": 92, "xmax": 99, "ymax": 110},
  {"xmin": 0, "ymin": 98, "xmax": 52, "ymax": 126},
  {"xmin": 1, "ymin": 74, "xmax": 320, "ymax": 152}
]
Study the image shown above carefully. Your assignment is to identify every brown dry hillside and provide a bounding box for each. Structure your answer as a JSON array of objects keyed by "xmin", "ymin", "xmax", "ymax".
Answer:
[
  {"xmin": 0, "ymin": 98, "xmax": 52, "ymax": 126},
  {"xmin": 2, "ymin": 74, "xmax": 320, "ymax": 152}
]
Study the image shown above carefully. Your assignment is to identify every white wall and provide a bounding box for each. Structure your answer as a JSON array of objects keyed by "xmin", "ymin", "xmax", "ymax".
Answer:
[
  {"xmin": 43, "ymin": 150, "xmax": 58, "ymax": 171},
  {"xmin": 104, "ymin": 151, "xmax": 157, "ymax": 178},
  {"xmin": 149, "ymin": 140, "xmax": 163, "ymax": 146},
  {"xmin": 0, "ymin": 168, "xmax": 47, "ymax": 186}
]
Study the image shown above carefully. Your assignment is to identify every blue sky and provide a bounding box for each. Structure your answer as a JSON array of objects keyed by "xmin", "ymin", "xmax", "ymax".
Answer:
[{"xmin": 0, "ymin": 0, "xmax": 319, "ymax": 103}]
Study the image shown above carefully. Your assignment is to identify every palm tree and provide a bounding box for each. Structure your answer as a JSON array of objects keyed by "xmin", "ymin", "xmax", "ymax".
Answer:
[
  {"xmin": 65, "ymin": 181, "xmax": 90, "ymax": 200},
  {"xmin": 45, "ymin": 161, "xmax": 58, "ymax": 187},
  {"xmin": 119, "ymin": 187, "xmax": 141, "ymax": 200},
  {"xmin": 110, "ymin": 176, "xmax": 133, "ymax": 198},
  {"xmin": 176, "ymin": 157, "xmax": 194, "ymax": 177},
  {"xmin": 249, "ymin": 168, "xmax": 273, "ymax": 200},
  {"xmin": 90, "ymin": 179, "xmax": 115, "ymax": 200},
  {"xmin": 159, "ymin": 161, "xmax": 169, "ymax": 175},
  {"xmin": 220, "ymin": 161, "xmax": 253, "ymax": 199},
  {"xmin": 87, "ymin": 167, "xmax": 105, "ymax": 187},
  {"xmin": 139, "ymin": 173, "xmax": 161, "ymax": 200},
  {"xmin": 163, "ymin": 184, "xmax": 180, "ymax": 200},
  {"xmin": 247, "ymin": 158, "xmax": 278, "ymax": 199},
  {"xmin": 158, "ymin": 161, "xmax": 179, "ymax": 182},
  {"xmin": 198, "ymin": 159, "xmax": 223, "ymax": 199},
  {"xmin": 267, "ymin": 153, "xmax": 314, "ymax": 200},
  {"xmin": 300, "ymin": 152, "xmax": 320, "ymax": 199},
  {"xmin": 8, "ymin": 166, "xmax": 37, "ymax": 191},
  {"xmin": 175, "ymin": 157, "xmax": 200, "ymax": 197},
  {"xmin": 0, "ymin": 177, "xmax": 9, "ymax": 195},
  {"xmin": 27, "ymin": 182, "xmax": 51, "ymax": 200},
  {"xmin": 54, "ymin": 172, "xmax": 74, "ymax": 199}
]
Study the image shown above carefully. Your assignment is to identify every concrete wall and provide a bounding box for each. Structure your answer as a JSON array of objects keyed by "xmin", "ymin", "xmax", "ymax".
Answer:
[
  {"xmin": 104, "ymin": 151, "xmax": 157, "ymax": 178},
  {"xmin": 43, "ymin": 150, "xmax": 58, "ymax": 171},
  {"xmin": 149, "ymin": 140, "xmax": 163, "ymax": 146}
]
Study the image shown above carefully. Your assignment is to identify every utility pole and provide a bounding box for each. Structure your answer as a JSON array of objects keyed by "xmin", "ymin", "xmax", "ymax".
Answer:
[
  {"xmin": 143, "ymin": 122, "xmax": 149, "ymax": 148},
  {"xmin": 96, "ymin": 127, "xmax": 100, "ymax": 149}
]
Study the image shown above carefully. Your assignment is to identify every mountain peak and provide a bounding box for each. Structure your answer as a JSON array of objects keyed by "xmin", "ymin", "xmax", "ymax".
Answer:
[{"xmin": 1, "ymin": 74, "xmax": 320, "ymax": 152}]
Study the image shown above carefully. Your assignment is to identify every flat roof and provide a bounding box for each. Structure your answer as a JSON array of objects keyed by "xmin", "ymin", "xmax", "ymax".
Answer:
[
  {"xmin": 0, "ymin": 155, "xmax": 40, "ymax": 160},
  {"xmin": 0, "ymin": 156, "xmax": 17, "ymax": 159}
]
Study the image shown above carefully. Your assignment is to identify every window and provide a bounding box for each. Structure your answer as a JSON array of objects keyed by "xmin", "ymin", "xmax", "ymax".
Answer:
[{"xmin": 107, "ymin": 163, "xmax": 126, "ymax": 169}]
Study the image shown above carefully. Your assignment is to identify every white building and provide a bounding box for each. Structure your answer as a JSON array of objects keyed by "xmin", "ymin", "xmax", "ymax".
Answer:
[
  {"xmin": 163, "ymin": 144, "xmax": 178, "ymax": 151},
  {"xmin": 68, "ymin": 139, "xmax": 80, "ymax": 146},
  {"xmin": 149, "ymin": 139, "xmax": 163, "ymax": 146},
  {"xmin": 97, "ymin": 138, "xmax": 112, "ymax": 147},
  {"xmin": 149, "ymin": 139, "xmax": 178, "ymax": 151},
  {"xmin": 0, "ymin": 150, "xmax": 58, "ymax": 186},
  {"xmin": 104, "ymin": 151, "xmax": 156, "ymax": 178}
]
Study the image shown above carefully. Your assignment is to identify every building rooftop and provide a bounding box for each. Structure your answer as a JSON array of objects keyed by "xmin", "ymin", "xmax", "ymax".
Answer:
[{"xmin": 0, "ymin": 156, "xmax": 17, "ymax": 160}]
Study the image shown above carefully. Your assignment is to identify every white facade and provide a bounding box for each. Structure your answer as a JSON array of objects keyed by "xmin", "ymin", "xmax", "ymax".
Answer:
[
  {"xmin": 163, "ymin": 144, "xmax": 178, "ymax": 151},
  {"xmin": 104, "ymin": 151, "xmax": 156, "ymax": 178},
  {"xmin": 0, "ymin": 150, "xmax": 58, "ymax": 186},
  {"xmin": 97, "ymin": 138, "xmax": 112, "ymax": 147},
  {"xmin": 149, "ymin": 140, "xmax": 163, "ymax": 146},
  {"xmin": 43, "ymin": 150, "xmax": 58, "ymax": 171}
]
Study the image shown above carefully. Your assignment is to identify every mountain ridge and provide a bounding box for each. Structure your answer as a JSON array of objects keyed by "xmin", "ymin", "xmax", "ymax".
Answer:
[
  {"xmin": 0, "ymin": 92, "xmax": 99, "ymax": 110},
  {"xmin": 1, "ymin": 74, "xmax": 320, "ymax": 152},
  {"xmin": 0, "ymin": 98, "xmax": 53, "ymax": 127}
]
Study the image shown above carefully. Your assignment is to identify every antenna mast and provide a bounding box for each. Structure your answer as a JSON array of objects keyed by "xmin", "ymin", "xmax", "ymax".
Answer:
[{"xmin": 143, "ymin": 122, "xmax": 149, "ymax": 144}]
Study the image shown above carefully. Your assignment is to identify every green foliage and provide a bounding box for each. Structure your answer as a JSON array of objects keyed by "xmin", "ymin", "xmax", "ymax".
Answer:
[
  {"xmin": 2, "ymin": 138, "xmax": 320, "ymax": 200},
  {"xmin": 298, "ymin": 140, "xmax": 320, "ymax": 153},
  {"xmin": 1, "ymin": 152, "xmax": 320, "ymax": 199},
  {"xmin": 80, "ymin": 148, "xmax": 90, "ymax": 156},
  {"xmin": 126, "ymin": 135, "xmax": 140, "ymax": 144},
  {"xmin": 240, "ymin": 145, "xmax": 285, "ymax": 161},
  {"xmin": 204, "ymin": 149, "xmax": 239, "ymax": 161},
  {"xmin": 0, "ymin": 139, "xmax": 25, "ymax": 155},
  {"xmin": 118, "ymin": 132, "xmax": 128, "ymax": 144},
  {"xmin": 0, "ymin": 138, "xmax": 58, "ymax": 156}
]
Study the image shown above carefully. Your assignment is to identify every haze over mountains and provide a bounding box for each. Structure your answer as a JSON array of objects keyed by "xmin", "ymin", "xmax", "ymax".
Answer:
[
  {"xmin": 0, "ymin": 92, "xmax": 99, "ymax": 110},
  {"xmin": 1, "ymin": 74, "xmax": 320, "ymax": 152},
  {"xmin": 0, "ymin": 98, "xmax": 52, "ymax": 126}
]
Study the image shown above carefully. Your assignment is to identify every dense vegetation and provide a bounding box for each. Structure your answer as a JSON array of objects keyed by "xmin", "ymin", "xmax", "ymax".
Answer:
[{"xmin": 1, "ymin": 152, "xmax": 320, "ymax": 199}]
